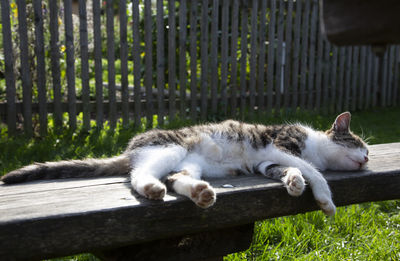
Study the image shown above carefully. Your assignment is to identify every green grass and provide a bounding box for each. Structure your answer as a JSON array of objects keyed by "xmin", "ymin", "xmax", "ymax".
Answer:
[{"xmin": 1, "ymin": 106, "xmax": 400, "ymax": 261}]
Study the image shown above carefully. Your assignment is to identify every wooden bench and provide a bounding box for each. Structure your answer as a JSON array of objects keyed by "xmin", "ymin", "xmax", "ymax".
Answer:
[{"xmin": 1, "ymin": 142, "xmax": 400, "ymax": 261}]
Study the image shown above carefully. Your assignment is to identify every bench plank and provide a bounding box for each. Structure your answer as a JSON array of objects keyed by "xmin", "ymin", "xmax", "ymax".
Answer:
[{"xmin": 0, "ymin": 142, "xmax": 399, "ymax": 260}]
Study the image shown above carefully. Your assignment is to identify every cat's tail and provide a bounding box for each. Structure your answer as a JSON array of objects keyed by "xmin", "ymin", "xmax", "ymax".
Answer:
[{"xmin": 1, "ymin": 154, "xmax": 131, "ymax": 184}]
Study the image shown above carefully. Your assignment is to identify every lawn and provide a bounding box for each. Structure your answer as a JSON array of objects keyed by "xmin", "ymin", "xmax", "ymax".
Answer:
[{"xmin": 1, "ymin": 106, "xmax": 399, "ymax": 261}]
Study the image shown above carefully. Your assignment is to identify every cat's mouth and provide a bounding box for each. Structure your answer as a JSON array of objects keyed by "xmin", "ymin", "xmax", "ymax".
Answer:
[{"xmin": 348, "ymin": 158, "xmax": 367, "ymax": 170}]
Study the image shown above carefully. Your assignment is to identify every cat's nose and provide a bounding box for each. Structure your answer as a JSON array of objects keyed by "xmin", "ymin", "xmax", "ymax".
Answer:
[{"xmin": 364, "ymin": 156, "xmax": 369, "ymax": 162}]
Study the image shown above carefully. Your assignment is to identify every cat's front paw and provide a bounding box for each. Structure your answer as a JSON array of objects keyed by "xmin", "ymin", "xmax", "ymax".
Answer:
[
  {"xmin": 143, "ymin": 183, "xmax": 167, "ymax": 200},
  {"xmin": 190, "ymin": 182, "xmax": 216, "ymax": 208},
  {"xmin": 283, "ymin": 167, "xmax": 305, "ymax": 197}
]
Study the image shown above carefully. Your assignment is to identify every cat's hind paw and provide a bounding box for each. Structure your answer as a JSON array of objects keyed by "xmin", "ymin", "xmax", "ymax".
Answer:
[
  {"xmin": 283, "ymin": 167, "xmax": 305, "ymax": 197},
  {"xmin": 316, "ymin": 198, "xmax": 336, "ymax": 216},
  {"xmin": 190, "ymin": 182, "xmax": 216, "ymax": 208},
  {"xmin": 143, "ymin": 183, "xmax": 167, "ymax": 200}
]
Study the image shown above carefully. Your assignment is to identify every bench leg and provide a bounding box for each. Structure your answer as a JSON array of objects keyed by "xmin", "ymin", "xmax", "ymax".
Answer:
[{"xmin": 94, "ymin": 223, "xmax": 254, "ymax": 261}]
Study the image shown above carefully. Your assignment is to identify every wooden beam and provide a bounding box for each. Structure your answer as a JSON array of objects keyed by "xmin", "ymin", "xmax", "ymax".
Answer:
[
  {"xmin": 0, "ymin": 143, "xmax": 399, "ymax": 260},
  {"xmin": 321, "ymin": 0, "xmax": 400, "ymax": 45}
]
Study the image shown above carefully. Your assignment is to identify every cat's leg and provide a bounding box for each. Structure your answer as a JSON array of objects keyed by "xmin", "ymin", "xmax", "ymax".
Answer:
[
  {"xmin": 129, "ymin": 145, "xmax": 187, "ymax": 200},
  {"xmin": 166, "ymin": 154, "xmax": 216, "ymax": 208},
  {"xmin": 264, "ymin": 148, "xmax": 336, "ymax": 215},
  {"xmin": 256, "ymin": 161, "xmax": 305, "ymax": 197}
]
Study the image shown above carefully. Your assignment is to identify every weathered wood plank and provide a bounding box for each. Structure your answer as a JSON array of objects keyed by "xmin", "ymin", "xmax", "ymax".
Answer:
[
  {"xmin": 93, "ymin": 0, "xmax": 104, "ymax": 128},
  {"xmin": 35, "ymin": 0, "xmax": 48, "ymax": 135},
  {"xmin": 0, "ymin": 143, "xmax": 399, "ymax": 260},
  {"xmin": 64, "ymin": 0, "xmax": 76, "ymax": 131},
  {"xmin": 189, "ymin": 1, "xmax": 198, "ymax": 121},
  {"xmin": 119, "ymin": 0, "xmax": 129, "ymax": 127},
  {"xmin": 321, "ymin": 0, "xmax": 400, "ymax": 45},
  {"xmin": 132, "ymin": 0, "xmax": 142, "ymax": 128},
  {"xmin": 229, "ymin": 0, "xmax": 239, "ymax": 117},
  {"xmin": 17, "ymin": 0, "xmax": 33, "ymax": 135},
  {"xmin": 179, "ymin": 0, "xmax": 188, "ymax": 119},
  {"xmin": 106, "ymin": 0, "xmax": 117, "ymax": 129},
  {"xmin": 79, "ymin": 0, "xmax": 91, "ymax": 130},
  {"xmin": 168, "ymin": 0, "xmax": 177, "ymax": 121},
  {"xmin": 1, "ymin": 0, "xmax": 16, "ymax": 135}
]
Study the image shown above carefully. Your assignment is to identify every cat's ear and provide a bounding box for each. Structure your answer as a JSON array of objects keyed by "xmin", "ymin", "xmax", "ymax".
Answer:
[{"xmin": 333, "ymin": 112, "xmax": 351, "ymax": 133}]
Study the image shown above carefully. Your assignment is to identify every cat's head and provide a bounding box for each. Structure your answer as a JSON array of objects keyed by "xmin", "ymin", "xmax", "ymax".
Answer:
[{"xmin": 325, "ymin": 112, "xmax": 369, "ymax": 171}]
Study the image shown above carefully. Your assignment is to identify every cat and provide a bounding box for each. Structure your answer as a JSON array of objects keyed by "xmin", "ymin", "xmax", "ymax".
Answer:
[{"xmin": 1, "ymin": 112, "xmax": 369, "ymax": 216}]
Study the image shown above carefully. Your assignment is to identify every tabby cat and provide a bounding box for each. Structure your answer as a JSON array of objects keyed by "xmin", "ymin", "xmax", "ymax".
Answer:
[{"xmin": 1, "ymin": 112, "xmax": 369, "ymax": 215}]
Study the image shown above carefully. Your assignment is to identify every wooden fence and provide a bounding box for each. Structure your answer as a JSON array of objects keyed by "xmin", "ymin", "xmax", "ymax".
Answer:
[{"xmin": 0, "ymin": 0, "xmax": 399, "ymax": 136}]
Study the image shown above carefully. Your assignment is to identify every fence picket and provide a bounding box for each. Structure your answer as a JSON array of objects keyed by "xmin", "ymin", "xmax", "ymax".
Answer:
[
  {"xmin": 392, "ymin": 45, "xmax": 400, "ymax": 106},
  {"xmin": 210, "ymin": 0, "xmax": 219, "ymax": 115},
  {"xmin": 329, "ymin": 46, "xmax": 338, "ymax": 114},
  {"xmin": 179, "ymin": 0, "xmax": 188, "ymax": 119},
  {"xmin": 291, "ymin": 0, "xmax": 302, "ymax": 112},
  {"xmin": 220, "ymin": 0, "xmax": 229, "ymax": 116},
  {"xmin": 230, "ymin": 0, "xmax": 239, "ymax": 117},
  {"xmin": 168, "ymin": 0, "xmax": 177, "ymax": 121},
  {"xmin": 322, "ymin": 41, "xmax": 330, "ymax": 114},
  {"xmin": 314, "ymin": 18, "xmax": 324, "ymax": 112},
  {"xmin": 119, "ymin": 0, "xmax": 129, "ymax": 127},
  {"xmin": 249, "ymin": 0, "xmax": 258, "ymax": 118},
  {"xmin": 200, "ymin": 1, "xmax": 209, "ymax": 120},
  {"xmin": 79, "ymin": 0, "xmax": 91, "ymax": 130},
  {"xmin": 257, "ymin": 0, "xmax": 267, "ymax": 111},
  {"xmin": 189, "ymin": 1, "xmax": 198, "ymax": 121},
  {"xmin": 306, "ymin": 0, "xmax": 317, "ymax": 110},
  {"xmin": 106, "ymin": 0, "xmax": 116, "ymax": 129},
  {"xmin": 350, "ymin": 47, "xmax": 359, "ymax": 111},
  {"xmin": 358, "ymin": 46, "xmax": 367, "ymax": 110},
  {"xmin": 144, "ymin": 0, "xmax": 153, "ymax": 126},
  {"xmin": 93, "ymin": 0, "xmax": 103, "ymax": 128},
  {"xmin": 387, "ymin": 46, "xmax": 395, "ymax": 106},
  {"xmin": 365, "ymin": 48, "xmax": 373, "ymax": 109},
  {"xmin": 267, "ymin": 0, "xmax": 276, "ymax": 115},
  {"xmin": 1, "ymin": 0, "xmax": 16, "ymax": 135},
  {"xmin": 35, "ymin": 0, "xmax": 48, "ymax": 135},
  {"xmin": 299, "ymin": 0, "xmax": 310, "ymax": 109},
  {"xmin": 17, "ymin": 0, "xmax": 33, "ymax": 135},
  {"xmin": 239, "ymin": 5, "xmax": 249, "ymax": 118},
  {"xmin": 283, "ymin": 0, "xmax": 293, "ymax": 110},
  {"xmin": 275, "ymin": 0, "xmax": 284, "ymax": 115}
]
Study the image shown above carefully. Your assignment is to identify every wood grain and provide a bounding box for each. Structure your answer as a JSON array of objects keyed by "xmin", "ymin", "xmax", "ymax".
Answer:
[{"xmin": 1, "ymin": 143, "xmax": 399, "ymax": 260}]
